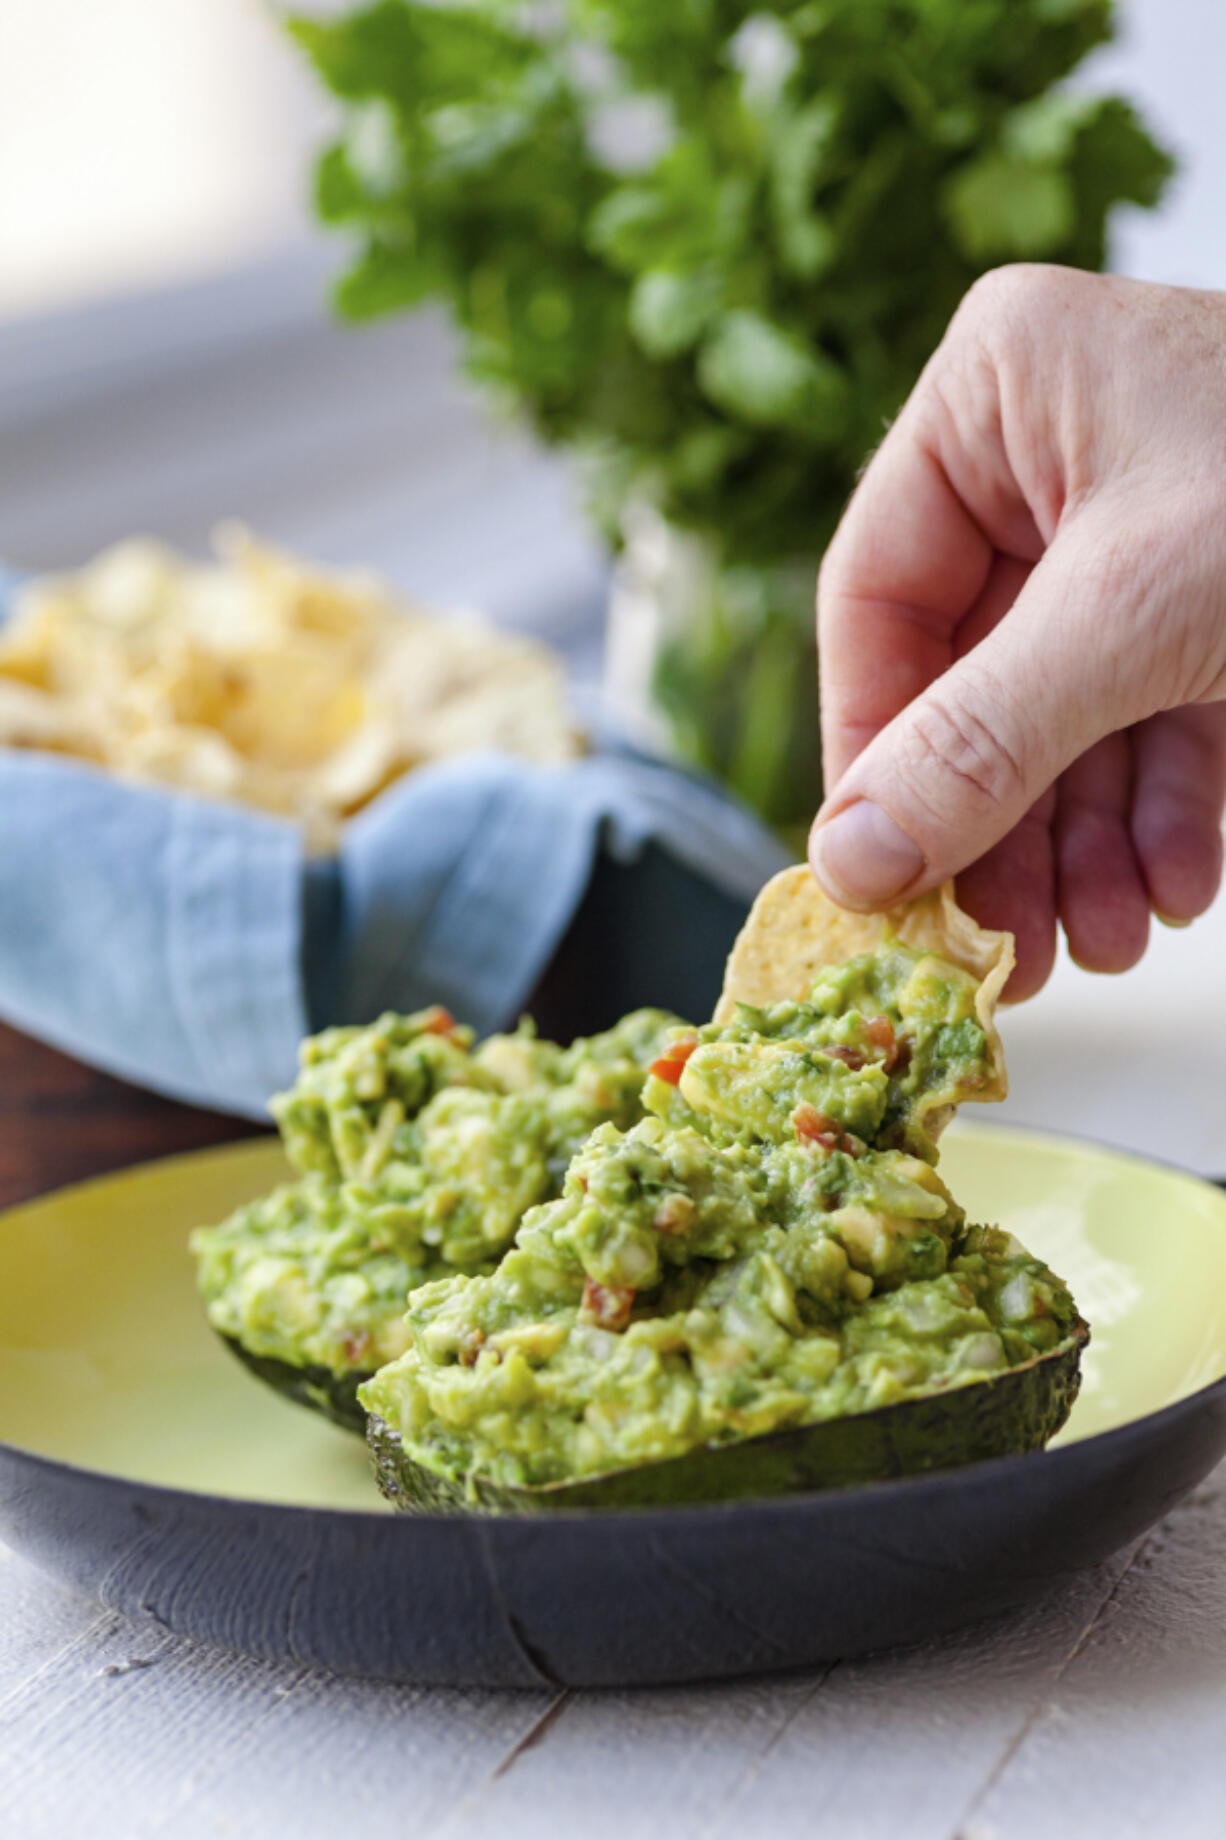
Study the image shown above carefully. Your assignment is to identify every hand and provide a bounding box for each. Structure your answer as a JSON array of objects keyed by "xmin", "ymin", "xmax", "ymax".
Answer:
[{"xmin": 809, "ymin": 264, "xmax": 1226, "ymax": 998}]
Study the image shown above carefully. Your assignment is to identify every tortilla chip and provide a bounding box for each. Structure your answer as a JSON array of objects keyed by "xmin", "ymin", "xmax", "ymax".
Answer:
[
  {"xmin": 0, "ymin": 529, "xmax": 581, "ymax": 850},
  {"xmin": 715, "ymin": 866, "xmax": 1015, "ymax": 1141}
]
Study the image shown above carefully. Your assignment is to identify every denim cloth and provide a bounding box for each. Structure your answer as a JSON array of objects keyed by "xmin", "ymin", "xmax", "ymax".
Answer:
[{"xmin": 0, "ymin": 573, "xmax": 788, "ymax": 1118}]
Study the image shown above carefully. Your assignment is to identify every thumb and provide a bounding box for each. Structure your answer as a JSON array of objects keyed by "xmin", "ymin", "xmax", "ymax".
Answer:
[{"xmin": 809, "ymin": 529, "xmax": 1161, "ymax": 907}]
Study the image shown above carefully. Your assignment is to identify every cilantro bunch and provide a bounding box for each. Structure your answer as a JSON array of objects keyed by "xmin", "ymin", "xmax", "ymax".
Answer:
[{"xmin": 292, "ymin": 0, "xmax": 1171, "ymax": 827}]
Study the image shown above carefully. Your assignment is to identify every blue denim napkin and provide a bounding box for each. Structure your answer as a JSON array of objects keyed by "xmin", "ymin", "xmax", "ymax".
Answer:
[{"xmin": 0, "ymin": 576, "xmax": 788, "ymax": 1118}]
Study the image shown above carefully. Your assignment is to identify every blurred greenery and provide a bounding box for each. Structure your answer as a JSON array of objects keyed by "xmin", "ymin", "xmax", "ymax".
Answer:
[{"xmin": 291, "ymin": 0, "xmax": 1172, "ymax": 830}]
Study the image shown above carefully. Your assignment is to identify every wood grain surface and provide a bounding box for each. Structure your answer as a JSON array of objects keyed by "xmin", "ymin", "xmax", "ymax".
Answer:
[
  {"xmin": 3, "ymin": 1463, "xmax": 1225, "ymax": 1840},
  {"xmin": 0, "ymin": 1022, "xmax": 264, "ymax": 1211}
]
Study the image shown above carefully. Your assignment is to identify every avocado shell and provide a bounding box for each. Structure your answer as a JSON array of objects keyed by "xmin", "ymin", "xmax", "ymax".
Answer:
[
  {"xmin": 367, "ymin": 1319, "xmax": 1088, "ymax": 1513},
  {"xmin": 217, "ymin": 1332, "xmax": 370, "ymax": 1435}
]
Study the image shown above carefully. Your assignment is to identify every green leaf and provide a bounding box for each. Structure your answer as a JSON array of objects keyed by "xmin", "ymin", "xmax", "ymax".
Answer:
[
  {"xmin": 1061, "ymin": 96, "xmax": 1175, "ymax": 268},
  {"xmin": 769, "ymin": 99, "xmax": 840, "ymax": 278},
  {"xmin": 589, "ymin": 136, "xmax": 753, "ymax": 276},
  {"xmin": 288, "ymin": 0, "xmax": 1177, "ymax": 830},
  {"xmin": 1002, "ymin": 90, "xmax": 1099, "ymax": 163},
  {"xmin": 588, "ymin": 185, "xmax": 673, "ymax": 270},
  {"xmin": 289, "ymin": 2, "xmax": 531, "ymax": 107},
  {"xmin": 288, "ymin": 6, "xmax": 416, "ymax": 101},
  {"xmin": 332, "ymin": 240, "xmax": 440, "ymax": 320},
  {"xmin": 943, "ymin": 155, "xmax": 1074, "ymax": 261},
  {"xmin": 697, "ymin": 312, "xmax": 848, "ymax": 436},
  {"xmin": 670, "ymin": 421, "xmax": 748, "ymax": 490},
  {"xmin": 628, "ymin": 268, "xmax": 722, "ymax": 358},
  {"xmin": 1072, "ymin": 96, "xmax": 1175, "ymax": 210},
  {"xmin": 315, "ymin": 144, "xmax": 369, "ymax": 225},
  {"xmin": 726, "ymin": 611, "xmax": 809, "ymax": 818}
]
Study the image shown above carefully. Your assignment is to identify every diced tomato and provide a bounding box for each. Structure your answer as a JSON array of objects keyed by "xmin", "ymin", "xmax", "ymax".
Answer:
[
  {"xmin": 423, "ymin": 1006, "xmax": 457, "ymax": 1036},
  {"xmin": 866, "ymin": 1016, "xmax": 897, "ymax": 1068},
  {"xmin": 792, "ymin": 1103, "xmax": 858, "ymax": 1156},
  {"xmin": 826, "ymin": 1018, "xmax": 906, "ymax": 1073},
  {"xmin": 580, "ymin": 1278, "xmax": 635, "ymax": 1332},
  {"xmin": 864, "ymin": 1014, "xmax": 911, "ymax": 1074},
  {"xmin": 864, "ymin": 1015, "xmax": 896, "ymax": 1054},
  {"xmin": 341, "ymin": 1330, "xmax": 373, "ymax": 1367},
  {"xmin": 649, "ymin": 1036, "xmax": 699, "ymax": 1085},
  {"xmin": 824, "ymin": 1044, "xmax": 866, "ymax": 1070}
]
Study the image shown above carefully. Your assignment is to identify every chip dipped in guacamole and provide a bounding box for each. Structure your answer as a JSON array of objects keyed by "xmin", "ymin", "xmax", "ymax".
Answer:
[
  {"xmin": 195, "ymin": 871, "xmax": 1085, "ymax": 1506},
  {"xmin": 361, "ymin": 909, "xmax": 1084, "ymax": 1510}
]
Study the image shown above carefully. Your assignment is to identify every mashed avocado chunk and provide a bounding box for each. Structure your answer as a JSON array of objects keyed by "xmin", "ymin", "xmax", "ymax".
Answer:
[
  {"xmin": 192, "ymin": 1005, "xmax": 684, "ymax": 1382},
  {"xmin": 191, "ymin": 1174, "xmax": 442, "ymax": 1375},
  {"xmin": 360, "ymin": 944, "xmax": 1079, "ymax": 1496},
  {"xmin": 646, "ymin": 943, "xmax": 995, "ymax": 1159}
]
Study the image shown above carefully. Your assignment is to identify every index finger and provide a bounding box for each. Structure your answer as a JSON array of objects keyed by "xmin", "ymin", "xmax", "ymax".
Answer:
[
  {"xmin": 817, "ymin": 309, "xmax": 1048, "ymax": 789},
  {"xmin": 818, "ymin": 428, "xmax": 993, "ymax": 788}
]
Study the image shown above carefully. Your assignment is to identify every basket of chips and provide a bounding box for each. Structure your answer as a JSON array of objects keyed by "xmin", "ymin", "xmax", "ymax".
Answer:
[{"xmin": 0, "ymin": 533, "xmax": 787, "ymax": 1119}]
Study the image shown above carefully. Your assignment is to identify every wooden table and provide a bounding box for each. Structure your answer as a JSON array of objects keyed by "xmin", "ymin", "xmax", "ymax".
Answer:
[
  {"xmin": 0, "ymin": 1023, "xmax": 261, "ymax": 1213},
  {"xmin": 3, "ymin": 1468, "xmax": 1225, "ymax": 1840}
]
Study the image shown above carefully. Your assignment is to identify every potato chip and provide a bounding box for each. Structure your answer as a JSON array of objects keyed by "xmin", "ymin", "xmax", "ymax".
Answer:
[
  {"xmin": 0, "ymin": 528, "xmax": 581, "ymax": 851},
  {"xmin": 715, "ymin": 865, "xmax": 1015, "ymax": 1141}
]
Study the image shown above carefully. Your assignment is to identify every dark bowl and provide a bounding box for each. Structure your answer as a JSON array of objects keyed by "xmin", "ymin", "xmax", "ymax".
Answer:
[
  {"xmin": 2, "ymin": 1382, "xmax": 1224, "ymax": 1688},
  {"xmin": 0, "ymin": 1127, "xmax": 1223, "ymax": 1687}
]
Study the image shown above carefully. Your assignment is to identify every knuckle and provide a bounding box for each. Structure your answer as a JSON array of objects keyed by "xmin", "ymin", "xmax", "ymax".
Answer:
[
  {"xmin": 947, "ymin": 264, "xmax": 1092, "ymax": 394},
  {"xmin": 957, "ymin": 266, "xmax": 1017, "ymax": 325},
  {"xmin": 900, "ymin": 684, "xmax": 1029, "ymax": 822},
  {"xmin": 957, "ymin": 262, "xmax": 1075, "ymax": 329}
]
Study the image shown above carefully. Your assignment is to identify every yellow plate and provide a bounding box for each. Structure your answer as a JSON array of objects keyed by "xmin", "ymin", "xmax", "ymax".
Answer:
[{"xmin": 0, "ymin": 1124, "xmax": 1224, "ymax": 1512}]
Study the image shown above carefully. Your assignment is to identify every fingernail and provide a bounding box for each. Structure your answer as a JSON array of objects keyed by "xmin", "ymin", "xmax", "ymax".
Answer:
[
  {"xmin": 1155, "ymin": 910, "xmax": 1193, "ymax": 930},
  {"xmin": 812, "ymin": 800, "xmax": 925, "ymax": 907}
]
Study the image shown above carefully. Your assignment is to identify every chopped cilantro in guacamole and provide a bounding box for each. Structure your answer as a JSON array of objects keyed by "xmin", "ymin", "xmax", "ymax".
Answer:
[
  {"xmin": 192, "ymin": 1006, "xmax": 685, "ymax": 1378},
  {"xmin": 359, "ymin": 946, "xmax": 1080, "ymax": 1494}
]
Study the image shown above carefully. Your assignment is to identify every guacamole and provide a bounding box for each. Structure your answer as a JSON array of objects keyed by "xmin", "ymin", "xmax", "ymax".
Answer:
[
  {"xmin": 360, "ymin": 944, "xmax": 1081, "ymax": 1494},
  {"xmin": 192, "ymin": 1005, "xmax": 685, "ymax": 1381}
]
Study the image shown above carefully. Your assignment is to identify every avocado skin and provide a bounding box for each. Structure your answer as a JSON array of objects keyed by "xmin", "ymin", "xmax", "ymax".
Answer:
[
  {"xmin": 366, "ymin": 1321, "xmax": 1088, "ymax": 1513},
  {"xmin": 217, "ymin": 1332, "xmax": 370, "ymax": 1435}
]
